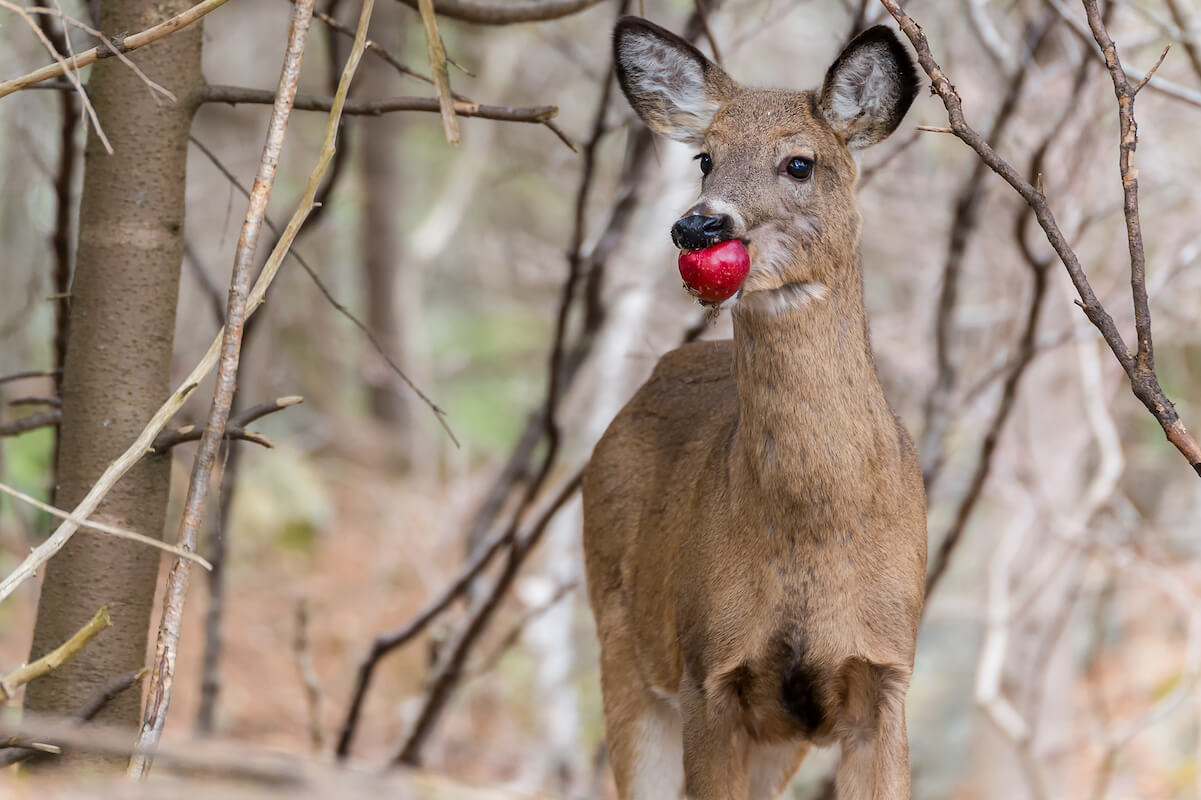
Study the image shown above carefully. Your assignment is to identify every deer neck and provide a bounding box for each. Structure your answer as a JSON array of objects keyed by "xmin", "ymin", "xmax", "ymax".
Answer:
[{"xmin": 729, "ymin": 236, "xmax": 891, "ymax": 496}]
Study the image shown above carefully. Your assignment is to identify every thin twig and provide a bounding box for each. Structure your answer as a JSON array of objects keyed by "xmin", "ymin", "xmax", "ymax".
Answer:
[
  {"xmin": 0, "ymin": 369, "xmax": 60, "ymax": 385},
  {"xmin": 129, "ymin": 0, "xmax": 318, "ymax": 776},
  {"xmin": 22, "ymin": 5, "xmax": 177, "ymax": 102},
  {"xmin": 0, "ymin": 668, "xmax": 144, "ymax": 766},
  {"xmin": 151, "ymin": 395, "xmax": 303, "ymax": 452},
  {"xmin": 416, "ymin": 0, "xmax": 460, "ymax": 143},
  {"xmin": 301, "ymin": 0, "xmax": 577, "ymax": 149},
  {"xmin": 1132, "ymin": 45, "xmax": 1171, "ymax": 95},
  {"xmin": 30, "ymin": 1, "xmax": 75, "ymax": 404},
  {"xmin": 202, "ymin": 85, "xmax": 558, "ymax": 124},
  {"xmin": 293, "ymin": 598, "xmax": 324, "ymax": 751},
  {"xmin": 0, "ymin": 481, "xmax": 212, "ymax": 569},
  {"xmin": 1045, "ymin": 0, "xmax": 1201, "ymax": 110},
  {"xmin": 393, "ymin": 0, "xmax": 606, "ymax": 25},
  {"xmin": 0, "ymin": 0, "xmax": 111, "ymax": 153},
  {"xmin": 1164, "ymin": 0, "xmax": 1201, "ymax": 86},
  {"xmin": 0, "ymin": 0, "xmax": 233, "ymax": 98},
  {"xmin": 393, "ymin": 470, "xmax": 584, "ymax": 765},
  {"xmin": 198, "ymin": 2, "xmax": 350, "ymax": 734},
  {"xmin": 878, "ymin": 0, "xmax": 1201, "ymax": 476},
  {"xmin": 0, "ymin": 606, "xmax": 110, "ymax": 700},
  {"xmin": 693, "ymin": 0, "xmax": 722, "ymax": 67},
  {"xmin": 0, "ymin": 409, "xmax": 60, "ymax": 436},
  {"xmin": 919, "ymin": 13, "xmax": 1053, "ymax": 490},
  {"xmin": 335, "ymin": 505, "xmax": 517, "ymax": 757},
  {"xmin": 188, "ymin": 134, "xmax": 456, "ymax": 446},
  {"xmin": 9, "ymin": 396, "xmax": 61, "ymax": 407},
  {"xmin": 464, "ymin": 581, "xmax": 577, "ymax": 679}
]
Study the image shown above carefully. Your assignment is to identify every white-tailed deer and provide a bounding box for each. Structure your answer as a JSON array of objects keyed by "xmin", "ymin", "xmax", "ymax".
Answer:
[{"xmin": 582, "ymin": 18, "xmax": 927, "ymax": 800}]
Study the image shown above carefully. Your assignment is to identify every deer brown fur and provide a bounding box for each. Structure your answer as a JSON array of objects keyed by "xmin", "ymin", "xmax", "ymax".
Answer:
[{"xmin": 582, "ymin": 18, "xmax": 927, "ymax": 800}]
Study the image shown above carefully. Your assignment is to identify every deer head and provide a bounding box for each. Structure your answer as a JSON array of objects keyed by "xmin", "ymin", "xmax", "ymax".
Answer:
[{"xmin": 614, "ymin": 18, "xmax": 920, "ymax": 312}]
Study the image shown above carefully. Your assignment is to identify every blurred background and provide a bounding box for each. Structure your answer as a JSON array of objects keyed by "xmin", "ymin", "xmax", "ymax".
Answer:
[{"xmin": 1, "ymin": 0, "xmax": 1200, "ymax": 797}]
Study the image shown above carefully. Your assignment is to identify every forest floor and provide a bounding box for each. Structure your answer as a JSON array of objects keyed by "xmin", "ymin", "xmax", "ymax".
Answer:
[{"xmin": 0, "ymin": 433, "xmax": 594, "ymax": 798}]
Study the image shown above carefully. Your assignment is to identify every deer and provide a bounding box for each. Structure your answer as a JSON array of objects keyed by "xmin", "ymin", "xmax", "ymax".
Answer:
[{"xmin": 581, "ymin": 17, "xmax": 927, "ymax": 800}]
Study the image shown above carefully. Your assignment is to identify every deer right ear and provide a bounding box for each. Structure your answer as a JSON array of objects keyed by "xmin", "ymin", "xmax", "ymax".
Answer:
[
  {"xmin": 613, "ymin": 17, "xmax": 737, "ymax": 145},
  {"xmin": 819, "ymin": 25, "xmax": 920, "ymax": 150}
]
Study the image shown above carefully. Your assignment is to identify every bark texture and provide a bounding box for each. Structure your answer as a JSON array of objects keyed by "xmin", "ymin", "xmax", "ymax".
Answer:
[{"xmin": 24, "ymin": 0, "xmax": 206, "ymax": 754}]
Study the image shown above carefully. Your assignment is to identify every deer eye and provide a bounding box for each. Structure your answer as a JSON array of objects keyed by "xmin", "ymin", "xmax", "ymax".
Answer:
[
  {"xmin": 696, "ymin": 153, "xmax": 713, "ymax": 176},
  {"xmin": 785, "ymin": 156, "xmax": 814, "ymax": 181}
]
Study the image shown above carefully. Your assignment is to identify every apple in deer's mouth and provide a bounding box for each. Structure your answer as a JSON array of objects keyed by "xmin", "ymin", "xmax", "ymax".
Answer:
[{"xmin": 677, "ymin": 239, "xmax": 751, "ymax": 304}]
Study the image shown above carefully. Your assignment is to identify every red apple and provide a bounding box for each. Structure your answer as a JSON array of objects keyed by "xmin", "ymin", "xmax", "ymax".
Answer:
[{"xmin": 677, "ymin": 239, "xmax": 751, "ymax": 303}]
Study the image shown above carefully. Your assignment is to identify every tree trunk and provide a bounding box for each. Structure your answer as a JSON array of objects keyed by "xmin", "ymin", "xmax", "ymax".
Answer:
[
  {"xmin": 23, "ymin": 0, "xmax": 205, "ymax": 757},
  {"xmin": 358, "ymin": 2, "xmax": 411, "ymax": 446},
  {"xmin": 361, "ymin": 115, "xmax": 411, "ymax": 433}
]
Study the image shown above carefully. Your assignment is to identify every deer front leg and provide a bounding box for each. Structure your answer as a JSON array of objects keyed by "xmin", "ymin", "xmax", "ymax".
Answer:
[
  {"xmin": 833, "ymin": 659, "xmax": 912, "ymax": 800},
  {"xmin": 681, "ymin": 671, "xmax": 749, "ymax": 800}
]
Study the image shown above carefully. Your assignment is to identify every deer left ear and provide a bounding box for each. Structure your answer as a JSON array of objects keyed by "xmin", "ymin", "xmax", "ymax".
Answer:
[{"xmin": 819, "ymin": 25, "xmax": 920, "ymax": 150}]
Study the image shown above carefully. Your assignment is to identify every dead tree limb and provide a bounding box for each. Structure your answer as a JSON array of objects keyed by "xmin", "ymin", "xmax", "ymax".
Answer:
[
  {"xmin": 0, "ymin": 481, "xmax": 212, "ymax": 569},
  {"xmin": 0, "ymin": 410, "xmax": 61, "ymax": 437},
  {"xmin": 202, "ymin": 86, "xmax": 559, "ymax": 126},
  {"xmin": 301, "ymin": 0, "xmax": 575, "ymax": 149},
  {"xmin": 878, "ymin": 0, "xmax": 1201, "ymax": 477},
  {"xmin": 0, "ymin": 668, "xmax": 144, "ymax": 766},
  {"xmin": 0, "ymin": 369, "xmax": 60, "ymax": 385},
  {"xmin": 0, "ymin": 0, "xmax": 231, "ymax": 98},
  {"xmin": 150, "ymin": 396, "xmax": 302, "ymax": 452},
  {"xmin": 919, "ymin": 12, "xmax": 1055, "ymax": 490},
  {"xmin": 128, "ymin": 0, "xmax": 317, "ymax": 775},
  {"xmin": 1164, "ymin": 0, "xmax": 1201, "ymax": 85},
  {"xmin": 31, "ymin": 0, "xmax": 77, "ymax": 407},
  {"xmin": 415, "ymin": 0, "xmax": 459, "ymax": 143},
  {"xmin": 392, "ymin": 470, "xmax": 584, "ymax": 765},
  {"xmin": 393, "ymin": 0, "xmax": 606, "ymax": 25},
  {"xmin": 1, "ymin": 606, "xmax": 111, "ymax": 700}
]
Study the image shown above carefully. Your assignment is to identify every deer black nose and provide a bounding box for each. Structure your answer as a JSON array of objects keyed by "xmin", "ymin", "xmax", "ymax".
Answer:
[{"xmin": 671, "ymin": 214, "xmax": 732, "ymax": 251}]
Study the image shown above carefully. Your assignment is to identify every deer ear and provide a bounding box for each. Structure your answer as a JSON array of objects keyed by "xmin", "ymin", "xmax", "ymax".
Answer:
[
  {"xmin": 614, "ymin": 16, "xmax": 738, "ymax": 145},
  {"xmin": 819, "ymin": 25, "xmax": 920, "ymax": 150}
]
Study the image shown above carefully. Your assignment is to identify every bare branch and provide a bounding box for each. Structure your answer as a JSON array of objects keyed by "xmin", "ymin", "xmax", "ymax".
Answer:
[
  {"xmin": 1132, "ymin": 44, "xmax": 1171, "ymax": 95},
  {"xmin": 464, "ymin": 581, "xmax": 577, "ymax": 679},
  {"xmin": 150, "ymin": 395, "xmax": 302, "ymax": 452},
  {"xmin": 130, "ymin": 0, "xmax": 318, "ymax": 775},
  {"xmin": 0, "ymin": 668, "xmax": 144, "ymax": 767},
  {"xmin": 393, "ymin": 470, "xmax": 583, "ymax": 765},
  {"xmin": 293, "ymin": 598, "xmax": 324, "ymax": 751},
  {"xmin": 1045, "ymin": 0, "xmax": 1201, "ymax": 110},
  {"xmin": 416, "ymin": 0, "xmax": 460, "ymax": 143},
  {"xmin": 0, "ymin": 0, "xmax": 233, "ymax": 98},
  {"xmin": 188, "ymin": 134, "xmax": 456, "ymax": 446},
  {"xmin": 393, "ymin": 0, "xmax": 606, "ymax": 25},
  {"xmin": 302, "ymin": 0, "xmax": 576, "ymax": 149},
  {"xmin": 0, "ymin": 606, "xmax": 111, "ymax": 700},
  {"xmin": 31, "ymin": 1, "xmax": 76, "ymax": 394},
  {"xmin": 0, "ymin": 0, "xmax": 111, "ymax": 153},
  {"xmin": 0, "ymin": 369, "xmax": 60, "ymax": 385},
  {"xmin": 877, "ymin": 0, "xmax": 1201, "ymax": 476},
  {"xmin": 693, "ymin": 0, "xmax": 722, "ymax": 67},
  {"xmin": 335, "ymin": 503, "xmax": 516, "ymax": 757},
  {"xmin": 919, "ymin": 13, "xmax": 1053, "ymax": 489},
  {"xmin": 0, "ymin": 409, "xmax": 60, "ymax": 437},
  {"xmin": 9, "ymin": 395, "xmax": 61, "ymax": 408},
  {"xmin": 202, "ymin": 85, "xmax": 559, "ymax": 126},
  {"xmin": 1164, "ymin": 0, "xmax": 1201, "ymax": 86},
  {"xmin": 0, "ymin": 481, "xmax": 213, "ymax": 569}
]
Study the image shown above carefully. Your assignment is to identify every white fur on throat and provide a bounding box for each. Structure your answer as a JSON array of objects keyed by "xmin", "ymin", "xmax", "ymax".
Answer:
[{"xmin": 740, "ymin": 281, "xmax": 828, "ymax": 316}]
